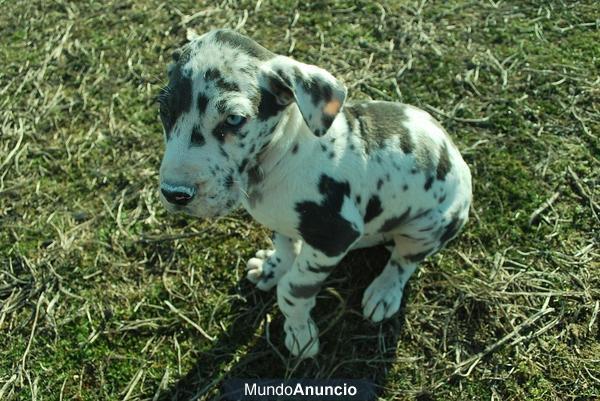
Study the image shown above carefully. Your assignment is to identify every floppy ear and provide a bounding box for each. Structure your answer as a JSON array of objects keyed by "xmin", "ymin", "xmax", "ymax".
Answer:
[{"xmin": 260, "ymin": 56, "xmax": 347, "ymax": 137}]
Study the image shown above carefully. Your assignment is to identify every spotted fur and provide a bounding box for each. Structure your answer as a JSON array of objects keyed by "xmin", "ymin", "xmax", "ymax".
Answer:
[{"xmin": 158, "ymin": 29, "xmax": 472, "ymax": 358}]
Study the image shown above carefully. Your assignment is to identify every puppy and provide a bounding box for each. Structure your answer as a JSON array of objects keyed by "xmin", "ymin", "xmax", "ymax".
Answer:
[{"xmin": 158, "ymin": 29, "xmax": 472, "ymax": 357}]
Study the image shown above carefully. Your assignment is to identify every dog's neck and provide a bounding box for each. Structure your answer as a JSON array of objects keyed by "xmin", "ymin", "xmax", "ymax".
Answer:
[
  {"xmin": 262, "ymin": 106, "xmax": 304, "ymax": 169},
  {"xmin": 246, "ymin": 105, "xmax": 309, "ymax": 187}
]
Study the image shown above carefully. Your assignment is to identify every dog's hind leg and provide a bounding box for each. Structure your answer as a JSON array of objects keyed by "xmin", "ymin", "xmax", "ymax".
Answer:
[
  {"xmin": 362, "ymin": 251, "xmax": 417, "ymax": 323},
  {"xmin": 246, "ymin": 232, "xmax": 301, "ymax": 291},
  {"xmin": 362, "ymin": 235, "xmax": 436, "ymax": 322}
]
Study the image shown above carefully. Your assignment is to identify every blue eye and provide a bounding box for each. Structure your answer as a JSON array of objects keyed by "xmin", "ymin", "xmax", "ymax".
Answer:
[{"xmin": 225, "ymin": 115, "xmax": 246, "ymax": 126}]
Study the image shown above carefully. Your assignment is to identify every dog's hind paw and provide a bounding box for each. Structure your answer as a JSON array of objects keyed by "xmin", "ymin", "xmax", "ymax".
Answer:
[{"xmin": 362, "ymin": 272, "xmax": 403, "ymax": 323}]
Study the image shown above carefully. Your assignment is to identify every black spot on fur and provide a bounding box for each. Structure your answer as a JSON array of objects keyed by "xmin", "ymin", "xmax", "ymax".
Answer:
[
  {"xmin": 158, "ymin": 108, "xmax": 173, "ymax": 138},
  {"xmin": 291, "ymin": 143, "xmax": 299, "ymax": 154},
  {"xmin": 224, "ymin": 174, "xmax": 234, "ymax": 189},
  {"xmin": 328, "ymin": 152, "xmax": 335, "ymax": 159},
  {"xmin": 247, "ymin": 165, "xmax": 263, "ymax": 187},
  {"xmin": 440, "ymin": 214, "xmax": 464, "ymax": 245},
  {"xmin": 190, "ymin": 126, "xmax": 205, "ymax": 147},
  {"xmin": 321, "ymin": 114, "xmax": 334, "ymax": 134},
  {"xmin": 171, "ymin": 49, "xmax": 182, "ymax": 62},
  {"xmin": 321, "ymin": 84, "xmax": 333, "ymax": 103},
  {"xmin": 403, "ymin": 184, "xmax": 408, "ymax": 191},
  {"xmin": 169, "ymin": 46, "xmax": 192, "ymax": 67},
  {"xmin": 364, "ymin": 195, "xmax": 383, "ymax": 223},
  {"xmin": 213, "ymin": 125, "xmax": 226, "ymax": 142},
  {"xmin": 204, "ymin": 68, "xmax": 221, "ymax": 82},
  {"xmin": 257, "ymin": 88, "xmax": 287, "ymax": 121},
  {"xmin": 220, "ymin": 79, "xmax": 240, "ymax": 92},
  {"xmin": 159, "ymin": 65, "xmax": 193, "ymax": 138},
  {"xmin": 283, "ymin": 297, "xmax": 295, "ymax": 306},
  {"xmin": 260, "ymin": 270, "xmax": 275, "ymax": 282},
  {"xmin": 438, "ymin": 194, "xmax": 447, "ymax": 204},
  {"xmin": 355, "ymin": 195, "xmax": 362, "ymax": 204},
  {"xmin": 197, "ymin": 93, "xmax": 209, "ymax": 115},
  {"xmin": 295, "ymin": 175, "xmax": 360, "ymax": 257},
  {"xmin": 259, "ymin": 141, "xmax": 270, "ymax": 152},
  {"xmin": 299, "ymin": 78, "xmax": 332, "ymax": 106},
  {"xmin": 306, "ymin": 264, "xmax": 336, "ymax": 274},
  {"xmin": 264, "ymin": 72, "xmax": 294, "ymax": 108},
  {"xmin": 238, "ymin": 158, "xmax": 249, "ymax": 174},
  {"xmin": 379, "ymin": 208, "xmax": 411, "ymax": 232},
  {"xmin": 436, "ymin": 142, "xmax": 452, "ymax": 180},
  {"xmin": 424, "ymin": 175, "xmax": 434, "ymax": 191},
  {"xmin": 390, "ymin": 260, "xmax": 404, "ymax": 274},
  {"xmin": 377, "ymin": 179, "xmax": 384, "ymax": 190},
  {"xmin": 289, "ymin": 282, "xmax": 322, "ymax": 299},
  {"xmin": 412, "ymin": 208, "xmax": 432, "ymax": 220},
  {"xmin": 320, "ymin": 144, "xmax": 327, "ymax": 152}
]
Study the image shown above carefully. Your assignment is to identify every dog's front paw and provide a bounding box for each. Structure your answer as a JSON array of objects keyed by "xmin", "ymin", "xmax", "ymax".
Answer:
[
  {"xmin": 246, "ymin": 249, "xmax": 284, "ymax": 291},
  {"xmin": 362, "ymin": 274, "xmax": 403, "ymax": 323},
  {"xmin": 284, "ymin": 318, "xmax": 319, "ymax": 358}
]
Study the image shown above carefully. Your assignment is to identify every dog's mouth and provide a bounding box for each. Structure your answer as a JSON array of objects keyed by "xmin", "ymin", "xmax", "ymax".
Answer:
[
  {"xmin": 162, "ymin": 201, "xmax": 223, "ymax": 219},
  {"xmin": 159, "ymin": 190, "xmax": 239, "ymax": 218}
]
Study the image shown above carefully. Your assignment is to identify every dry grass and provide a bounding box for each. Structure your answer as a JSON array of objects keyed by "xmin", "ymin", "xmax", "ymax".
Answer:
[{"xmin": 1, "ymin": 0, "xmax": 599, "ymax": 400}]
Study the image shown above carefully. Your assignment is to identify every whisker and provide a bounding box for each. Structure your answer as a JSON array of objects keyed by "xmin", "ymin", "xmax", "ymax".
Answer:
[
  {"xmin": 233, "ymin": 180, "xmax": 249, "ymax": 199},
  {"xmin": 155, "ymin": 86, "xmax": 173, "ymax": 106}
]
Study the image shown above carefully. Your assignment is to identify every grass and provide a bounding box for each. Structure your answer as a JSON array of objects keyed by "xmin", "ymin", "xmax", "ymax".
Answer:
[{"xmin": 1, "ymin": 0, "xmax": 598, "ymax": 400}]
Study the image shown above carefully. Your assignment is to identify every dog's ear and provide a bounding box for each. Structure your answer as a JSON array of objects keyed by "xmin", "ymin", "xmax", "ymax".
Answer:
[{"xmin": 260, "ymin": 56, "xmax": 347, "ymax": 137}]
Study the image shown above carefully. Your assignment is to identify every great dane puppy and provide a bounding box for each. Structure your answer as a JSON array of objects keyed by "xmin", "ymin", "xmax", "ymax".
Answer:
[{"xmin": 158, "ymin": 29, "xmax": 472, "ymax": 358}]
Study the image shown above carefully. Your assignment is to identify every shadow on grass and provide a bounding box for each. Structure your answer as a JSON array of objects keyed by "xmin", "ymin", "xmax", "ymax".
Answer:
[{"xmin": 159, "ymin": 246, "xmax": 406, "ymax": 401}]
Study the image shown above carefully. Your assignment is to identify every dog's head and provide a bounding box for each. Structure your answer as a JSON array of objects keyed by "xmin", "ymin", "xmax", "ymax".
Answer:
[{"xmin": 158, "ymin": 29, "xmax": 346, "ymax": 217}]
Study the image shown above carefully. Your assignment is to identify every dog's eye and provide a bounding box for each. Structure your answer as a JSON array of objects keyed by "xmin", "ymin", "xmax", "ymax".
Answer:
[{"xmin": 225, "ymin": 115, "xmax": 246, "ymax": 127}]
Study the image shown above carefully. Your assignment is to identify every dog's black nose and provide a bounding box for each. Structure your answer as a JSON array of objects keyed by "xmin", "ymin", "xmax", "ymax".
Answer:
[{"xmin": 161, "ymin": 184, "xmax": 196, "ymax": 206}]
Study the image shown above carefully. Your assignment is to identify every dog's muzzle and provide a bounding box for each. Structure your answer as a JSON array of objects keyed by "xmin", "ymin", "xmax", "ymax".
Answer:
[{"xmin": 160, "ymin": 182, "xmax": 196, "ymax": 206}]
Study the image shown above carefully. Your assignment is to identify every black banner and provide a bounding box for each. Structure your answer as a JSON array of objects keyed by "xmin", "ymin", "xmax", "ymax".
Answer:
[{"xmin": 221, "ymin": 378, "xmax": 377, "ymax": 401}]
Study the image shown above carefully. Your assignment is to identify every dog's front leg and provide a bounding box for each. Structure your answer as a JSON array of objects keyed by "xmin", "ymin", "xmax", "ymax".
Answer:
[{"xmin": 276, "ymin": 236, "xmax": 360, "ymax": 358}]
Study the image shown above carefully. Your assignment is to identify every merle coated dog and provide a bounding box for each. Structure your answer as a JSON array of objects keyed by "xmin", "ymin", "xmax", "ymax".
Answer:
[{"xmin": 157, "ymin": 29, "xmax": 472, "ymax": 357}]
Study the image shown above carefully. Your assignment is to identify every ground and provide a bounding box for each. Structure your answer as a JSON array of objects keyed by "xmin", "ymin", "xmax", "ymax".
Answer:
[{"xmin": 1, "ymin": 1, "xmax": 598, "ymax": 400}]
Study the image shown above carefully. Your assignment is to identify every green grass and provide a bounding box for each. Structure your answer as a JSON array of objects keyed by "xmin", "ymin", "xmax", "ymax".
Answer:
[{"xmin": 1, "ymin": 0, "xmax": 599, "ymax": 400}]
